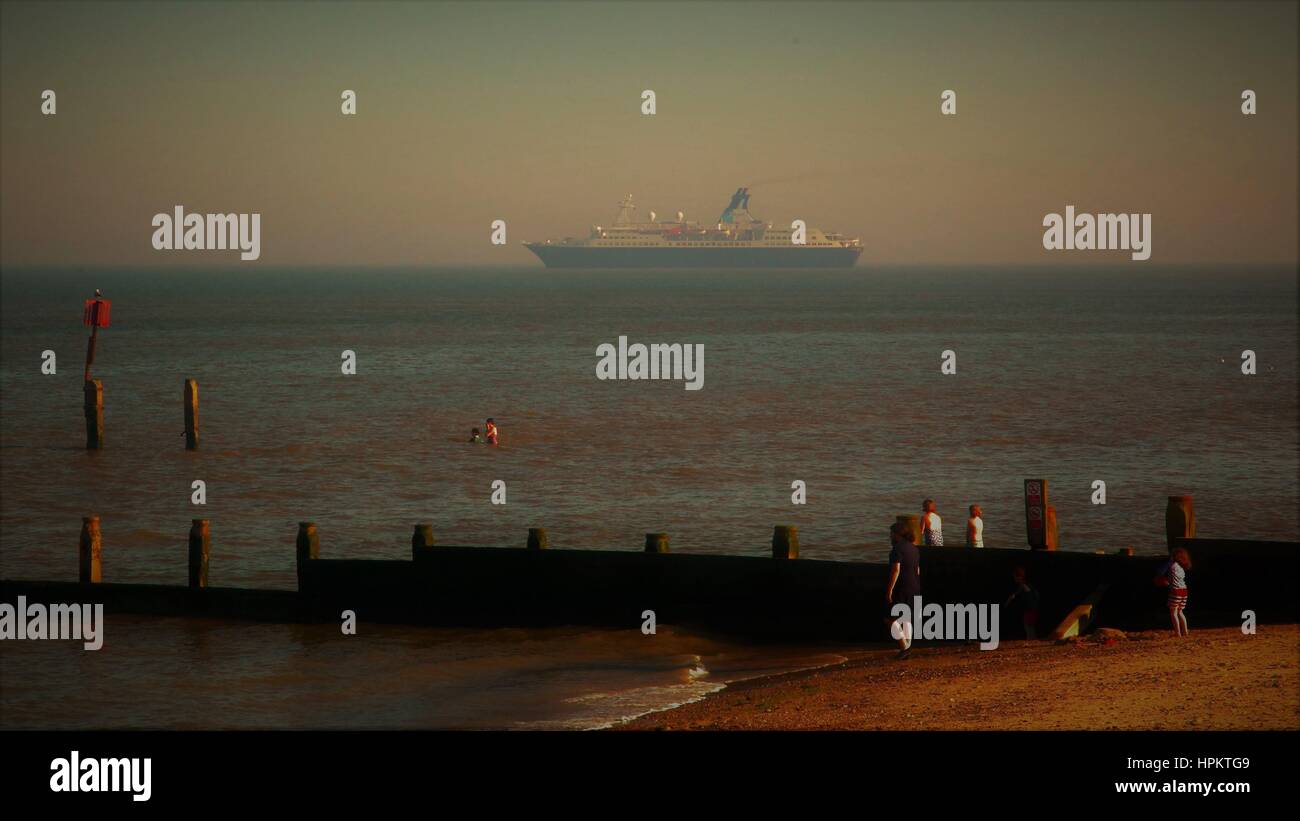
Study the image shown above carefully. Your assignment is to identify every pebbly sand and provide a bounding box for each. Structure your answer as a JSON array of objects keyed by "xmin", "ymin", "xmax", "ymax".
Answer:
[{"xmin": 614, "ymin": 625, "xmax": 1299, "ymax": 731}]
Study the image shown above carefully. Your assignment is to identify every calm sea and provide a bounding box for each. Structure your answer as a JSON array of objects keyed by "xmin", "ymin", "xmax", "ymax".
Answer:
[{"xmin": 1, "ymin": 266, "xmax": 1296, "ymax": 728}]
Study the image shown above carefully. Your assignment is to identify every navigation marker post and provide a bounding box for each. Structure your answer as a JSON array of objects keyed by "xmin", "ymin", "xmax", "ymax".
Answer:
[{"xmin": 81, "ymin": 291, "xmax": 111, "ymax": 450}]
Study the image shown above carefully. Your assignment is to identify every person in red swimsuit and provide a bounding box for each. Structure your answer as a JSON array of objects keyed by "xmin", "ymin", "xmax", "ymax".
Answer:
[{"xmin": 484, "ymin": 418, "xmax": 499, "ymax": 446}]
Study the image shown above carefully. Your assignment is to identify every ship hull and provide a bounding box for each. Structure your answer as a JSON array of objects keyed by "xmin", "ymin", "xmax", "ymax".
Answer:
[{"xmin": 524, "ymin": 244, "xmax": 862, "ymax": 269}]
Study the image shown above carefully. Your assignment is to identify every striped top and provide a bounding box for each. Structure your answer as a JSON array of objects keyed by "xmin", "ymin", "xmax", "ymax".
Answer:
[{"xmin": 1167, "ymin": 561, "xmax": 1187, "ymax": 590}]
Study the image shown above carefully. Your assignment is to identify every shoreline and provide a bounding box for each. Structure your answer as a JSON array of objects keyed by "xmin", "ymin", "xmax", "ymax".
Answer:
[{"xmin": 611, "ymin": 625, "xmax": 1300, "ymax": 731}]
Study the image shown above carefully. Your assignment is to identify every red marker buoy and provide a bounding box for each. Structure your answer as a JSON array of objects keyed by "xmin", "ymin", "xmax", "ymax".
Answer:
[{"xmin": 82, "ymin": 289, "xmax": 111, "ymax": 381}]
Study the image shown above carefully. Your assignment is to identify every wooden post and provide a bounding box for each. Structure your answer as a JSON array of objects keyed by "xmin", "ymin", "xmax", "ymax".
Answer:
[
  {"xmin": 1045, "ymin": 505, "xmax": 1059, "ymax": 551},
  {"xmin": 296, "ymin": 522, "xmax": 319, "ymax": 590},
  {"xmin": 188, "ymin": 519, "xmax": 210, "ymax": 588},
  {"xmin": 772, "ymin": 525, "xmax": 799, "ymax": 559},
  {"xmin": 895, "ymin": 515, "xmax": 922, "ymax": 546},
  {"xmin": 79, "ymin": 515, "xmax": 102, "ymax": 583},
  {"xmin": 1118, "ymin": 547, "xmax": 1134, "ymax": 556},
  {"xmin": 183, "ymin": 379, "xmax": 199, "ymax": 450},
  {"xmin": 411, "ymin": 524, "xmax": 435, "ymax": 560},
  {"xmin": 1165, "ymin": 496, "xmax": 1195, "ymax": 552},
  {"xmin": 83, "ymin": 379, "xmax": 104, "ymax": 450},
  {"xmin": 527, "ymin": 528, "xmax": 548, "ymax": 550},
  {"xmin": 644, "ymin": 533, "xmax": 669, "ymax": 553},
  {"xmin": 83, "ymin": 324, "xmax": 100, "ymax": 382},
  {"xmin": 1024, "ymin": 479, "xmax": 1049, "ymax": 549}
]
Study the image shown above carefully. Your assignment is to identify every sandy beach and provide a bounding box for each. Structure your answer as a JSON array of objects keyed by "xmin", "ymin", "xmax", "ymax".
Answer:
[{"xmin": 616, "ymin": 625, "xmax": 1299, "ymax": 731}]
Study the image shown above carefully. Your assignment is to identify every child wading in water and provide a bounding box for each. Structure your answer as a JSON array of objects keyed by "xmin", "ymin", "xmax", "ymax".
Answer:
[
  {"xmin": 468, "ymin": 428, "xmax": 484, "ymax": 444},
  {"xmin": 1156, "ymin": 547, "xmax": 1192, "ymax": 636},
  {"xmin": 484, "ymin": 418, "xmax": 499, "ymax": 445}
]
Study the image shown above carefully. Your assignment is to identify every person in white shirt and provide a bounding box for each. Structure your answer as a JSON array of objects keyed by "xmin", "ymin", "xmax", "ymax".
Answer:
[
  {"xmin": 921, "ymin": 499, "xmax": 943, "ymax": 547},
  {"xmin": 966, "ymin": 505, "xmax": 984, "ymax": 548}
]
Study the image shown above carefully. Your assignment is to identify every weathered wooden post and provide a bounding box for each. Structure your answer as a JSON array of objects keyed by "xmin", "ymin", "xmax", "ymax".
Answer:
[
  {"xmin": 772, "ymin": 525, "xmax": 799, "ymax": 559},
  {"xmin": 184, "ymin": 379, "xmax": 199, "ymax": 450},
  {"xmin": 1024, "ymin": 479, "xmax": 1049, "ymax": 549},
  {"xmin": 83, "ymin": 379, "xmax": 104, "ymax": 450},
  {"xmin": 296, "ymin": 522, "xmax": 319, "ymax": 589},
  {"xmin": 79, "ymin": 515, "xmax": 102, "ymax": 583},
  {"xmin": 1165, "ymin": 496, "xmax": 1195, "ymax": 552},
  {"xmin": 411, "ymin": 524, "xmax": 435, "ymax": 559},
  {"xmin": 895, "ymin": 515, "xmax": 921, "ymax": 546},
  {"xmin": 188, "ymin": 519, "xmax": 210, "ymax": 588},
  {"xmin": 1045, "ymin": 505, "xmax": 1059, "ymax": 551},
  {"xmin": 644, "ymin": 533, "xmax": 669, "ymax": 553},
  {"xmin": 527, "ymin": 528, "xmax": 548, "ymax": 550}
]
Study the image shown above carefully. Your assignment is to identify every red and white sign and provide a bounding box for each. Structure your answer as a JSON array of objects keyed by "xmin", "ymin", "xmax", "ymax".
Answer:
[{"xmin": 1024, "ymin": 478, "xmax": 1048, "ymax": 547}]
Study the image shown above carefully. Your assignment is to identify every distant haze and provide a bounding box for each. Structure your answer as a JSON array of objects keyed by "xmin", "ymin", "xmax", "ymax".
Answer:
[{"xmin": 1, "ymin": 0, "xmax": 1296, "ymax": 267}]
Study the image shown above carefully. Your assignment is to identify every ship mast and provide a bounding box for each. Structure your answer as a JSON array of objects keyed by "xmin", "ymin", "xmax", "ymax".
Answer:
[{"xmin": 613, "ymin": 194, "xmax": 637, "ymax": 226}]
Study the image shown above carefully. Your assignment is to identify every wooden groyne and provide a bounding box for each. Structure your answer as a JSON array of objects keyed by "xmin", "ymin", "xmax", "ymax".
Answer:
[
  {"xmin": 2, "ymin": 498, "xmax": 1295, "ymax": 641},
  {"xmin": 291, "ymin": 537, "xmax": 1296, "ymax": 639}
]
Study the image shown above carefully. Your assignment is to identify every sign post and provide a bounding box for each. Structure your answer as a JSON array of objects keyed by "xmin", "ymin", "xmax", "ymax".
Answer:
[{"xmin": 1024, "ymin": 479, "xmax": 1049, "ymax": 549}]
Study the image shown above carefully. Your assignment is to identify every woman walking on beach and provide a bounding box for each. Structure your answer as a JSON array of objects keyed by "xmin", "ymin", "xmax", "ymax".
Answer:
[
  {"xmin": 885, "ymin": 520, "xmax": 921, "ymax": 659},
  {"xmin": 921, "ymin": 499, "xmax": 943, "ymax": 546},
  {"xmin": 1157, "ymin": 548, "xmax": 1192, "ymax": 637}
]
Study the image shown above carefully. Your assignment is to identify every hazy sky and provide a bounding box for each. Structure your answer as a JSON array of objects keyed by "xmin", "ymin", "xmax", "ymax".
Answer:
[{"xmin": 1, "ymin": 0, "xmax": 1296, "ymax": 267}]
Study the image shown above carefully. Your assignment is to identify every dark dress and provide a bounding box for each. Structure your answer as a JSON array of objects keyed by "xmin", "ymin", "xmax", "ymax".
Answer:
[{"xmin": 888, "ymin": 537, "xmax": 921, "ymax": 606}]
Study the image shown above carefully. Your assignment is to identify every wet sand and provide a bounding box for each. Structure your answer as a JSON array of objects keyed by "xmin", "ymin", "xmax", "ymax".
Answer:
[{"xmin": 614, "ymin": 626, "xmax": 1299, "ymax": 731}]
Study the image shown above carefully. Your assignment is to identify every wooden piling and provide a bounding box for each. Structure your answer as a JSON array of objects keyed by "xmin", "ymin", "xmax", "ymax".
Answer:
[
  {"xmin": 183, "ymin": 379, "xmax": 199, "ymax": 450},
  {"xmin": 772, "ymin": 525, "xmax": 799, "ymax": 559},
  {"xmin": 188, "ymin": 519, "xmax": 210, "ymax": 588},
  {"xmin": 1045, "ymin": 505, "xmax": 1059, "ymax": 551},
  {"xmin": 644, "ymin": 533, "xmax": 670, "ymax": 554},
  {"xmin": 296, "ymin": 522, "xmax": 319, "ymax": 589},
  {"xmin": 527, "ymin": 528, "xmax": 548, "ymax": 550},
  {"xmin": 83, "ymin": 379, "xmax": 104, "ymax": 450},
  {"xmin": 895, "ymin": 515, "xmax": 922, "ymax": 546},
  {"xmin": 1165, "ymin": 496, "xmax": 1195, "ymax": 552},
  {"xmin": 411, "ymin": 524, "xmax": 435, "ymax": 560},
  {"xmin": 79, "ymin": 515, "xmax": 102, "ymax": 583}
]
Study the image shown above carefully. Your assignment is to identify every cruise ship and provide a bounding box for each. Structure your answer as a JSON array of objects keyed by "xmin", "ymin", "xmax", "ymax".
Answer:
[{"xmin": 524, "ymin": 188, "xmax": 862, "ymax": 268}]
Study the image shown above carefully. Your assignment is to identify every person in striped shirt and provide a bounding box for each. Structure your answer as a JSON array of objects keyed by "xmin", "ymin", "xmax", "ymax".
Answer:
[{"xmin": 1156, "ymin": 547, "xmax": 1192, "ymax": 637}]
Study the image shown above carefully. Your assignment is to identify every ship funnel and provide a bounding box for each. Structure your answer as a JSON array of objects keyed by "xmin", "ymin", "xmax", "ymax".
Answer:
[{"xmin": 720, "ymin": 187, "xmax": 748, "ymax": 223}]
